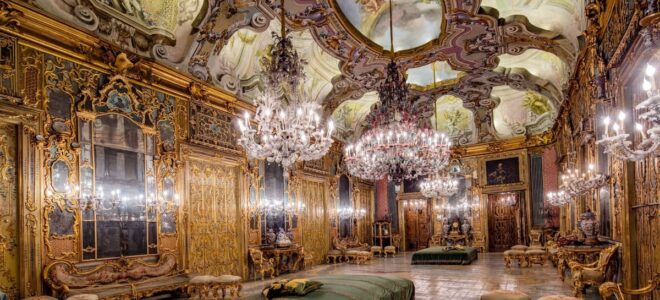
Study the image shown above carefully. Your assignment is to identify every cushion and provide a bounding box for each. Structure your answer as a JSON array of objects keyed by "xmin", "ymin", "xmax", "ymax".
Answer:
[
  {"xmin": 481, "ymin": 290, "xmax": 531, "ymax": 300},
  {"xmin": 384, "ymin": 246, "xmax": 396, "ymax": 250},
  {"xmin": 345, "ymin": 250, "xmax": 359, "ymax": 255},
  {"xmin": 503, "ymin": 250, "xmax": 526, "ymax": 256},
  {"xmin": 527, "ymin": 246, "xmax": 546, "ymax": 251},
  {"xmin": 538, "ymin": 296, "xmax": 580, "ymax": 300},
  {"xmin": 262, "ymin": 279, "xmax": 323, "ymax": 298},
  {"xmin": 327, "ymin": 249, "xmax": 342, "ymax": 255},
  {"xmin": 216, "ymin": 275, "xmax": 241, "ymax": 283},
  {"xmin": 511, "ymin": 245, "xmax": 528, "ymax": 251},
  {"xmin": 525, "ymin": 249, "xmax": 547, "ymax": 255},
  {"xmin": 371, "ymin": 246, "xmax": 382, "ymax": 251},
  {"xmin": 66, "ymin": 295, "xmax": 99, "ymax": 300},
  {"xmin": 190, "ymin": 275, "xmax": 221, "ymax": 284}
]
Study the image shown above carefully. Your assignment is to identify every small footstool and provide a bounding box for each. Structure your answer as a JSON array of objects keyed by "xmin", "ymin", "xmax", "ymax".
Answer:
[
  {"xmin": 537, "ymin": 296, "xmax": 580, "ymax": 300},
  {"xmin": 481, "ymin": 290, "xmax": 531, "ymax": 300},
  {"xmin": 326, "ymin": 249, "xmax": 343, "ymax": 263},
  {"xmin": 383, "ymin": 245, "xmax": 396, "ymax": 257},
  {"xmin": 345, "ymin": 250, "xmax": 359, "ymax": 263},
  {"xmin": 525, "ymin": 249, "xmax": 547, "ymax": 266},
  {"xmin": 510, "ymin": 245, "xmax": 528, "ymax": 251},
  {"xmin": 503, "ymin": 250, "xmax": 528, "ymax": 268},
  {"xmin": 216, "ymin": 275, "xmax": 242, "ymax": 298},
  {"xmin": 66, "ymin": 295, "xmax": 98, "ymax": 300},
  {"xmin": 188, "ymin": 274, "xmax": 242, "ymax": 299},
  {"xmin": 351, "ymin": 251, "xmax": 372, "ymax": 264},
  {"xmin": 370, "ymin": 246, "xmax": 383, "ymax": 257}
]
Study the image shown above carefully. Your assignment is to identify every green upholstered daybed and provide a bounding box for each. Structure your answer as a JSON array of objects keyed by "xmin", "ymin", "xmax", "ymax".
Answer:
[
  {"xmin": 248, "ymin": 275, "xmax": 414, "ymax": 300},
  {"xmin": 411, "ymin": 246, "xmax": 478, "ymax": 265}
]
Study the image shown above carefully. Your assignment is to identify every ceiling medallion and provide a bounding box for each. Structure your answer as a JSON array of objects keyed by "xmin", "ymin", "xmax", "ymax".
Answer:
[
  {"xmin": 596, "ymin": 63, "xmax": 660, "ymax": 161},
  {"xmin": 343, "ymin": 0, "xmax": 451, "ymax": 184},
  {"xmin": 237, "ymin": 0, "xmax": 334, "ymax": 177}
]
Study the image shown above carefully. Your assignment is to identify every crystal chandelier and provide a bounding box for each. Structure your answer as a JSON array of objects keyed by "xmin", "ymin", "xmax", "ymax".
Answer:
[
  {"xmin": 257, "ymin": 198, "xmax": 305, "ymax": 216},
  {"xmin": 596, "ymin": 63, "xmax": 660, "ymax": 161},
  {"xmin": 546, "ymin": 190, "xmax": 572, "ymax": 206},
  {"xmin": 420, "ymin": 173, "xmax": 459, "ymax": 198},
  {"xmin": 343, "ymin": 0, "xmax": 451, "ymax": 183},
  {"xmin": 237, "ymin": 0, "xmax": 334, "ymax": 177},
  {"xmin": 545, "ymin": 164, "xmax": 608, "ymax": 206},
  {"xmin": 261, "ymin": 0, "xmax": 305, "ymax": 89},
  {"xmin": 337, "ymin": 207, "xmax": 367, "ymax": 220},
  {"xmin": 560, "ymin": 164, "xmax": 608, "ymax": 197}
]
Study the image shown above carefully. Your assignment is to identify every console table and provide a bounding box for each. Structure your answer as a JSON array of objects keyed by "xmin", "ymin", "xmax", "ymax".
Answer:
[
  {"xmin": 261, "ymin": 246, "xmax": 304, "ymax": 276},
  {"xmin": 557, "ymin": 244, "xmax": 609, "ymax": 281}
]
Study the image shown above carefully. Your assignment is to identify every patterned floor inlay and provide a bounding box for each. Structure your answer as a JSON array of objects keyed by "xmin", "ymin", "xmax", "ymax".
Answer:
[{"xmin": 241, "ymin": 252, "xmax": 600, "ymax": 299}]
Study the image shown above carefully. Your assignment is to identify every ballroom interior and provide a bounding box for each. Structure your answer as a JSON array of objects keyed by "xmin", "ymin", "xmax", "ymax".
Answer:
[{"xmin": 0, "ymin": 0, "xmax": 658, "ymax": 299}]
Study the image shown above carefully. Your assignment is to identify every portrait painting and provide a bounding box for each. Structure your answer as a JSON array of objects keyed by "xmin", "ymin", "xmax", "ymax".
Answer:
[{"xmin": 485, "ymin": 157, "xmax": 520, "ymax": 186}]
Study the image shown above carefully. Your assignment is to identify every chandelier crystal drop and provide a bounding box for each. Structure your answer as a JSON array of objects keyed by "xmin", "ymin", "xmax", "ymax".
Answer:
[
  {"xmin": 420, "ymin": 173, "xmax": 459, "ymax": 198},
  {"xmin": 344, "ymin": 121, "xmax": 451, "ymax": 183},
  {"xmin": 596, "ymin": 63, "xmax": 660, "ymax": 161},
  {"xmin": 237, "ymin": 0, "xmax": 333, "ymax": 177},
  {"xmin": 343, "ymin": 0, "xmax": 451, "ymax": 183},
  {"xmin": 238, "ymin": 89, "xmax": 334, "ymax": 175}
]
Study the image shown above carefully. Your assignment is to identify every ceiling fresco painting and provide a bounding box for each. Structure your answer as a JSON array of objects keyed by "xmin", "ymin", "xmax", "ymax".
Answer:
[
  {"xmin": 217, "ymin": 20, "xmax": 341, "ymax": 102},
  {"xmin": 491, "ymin": 86, "xmax": 557, "ymax": 138},
  {"xmin": 27, "ymin": 0, "xmax": 586, "ymax": 145},
  {"xmin": 331, "ymin": 92, "xmax": 379, "ymax": 141},
  {"xmin": 406, "ymin": 61, "xmax": 462, "ymax": 88},
  {"xmin": 335, "ymin": 0, "xmax": 443, "ymax": 51},
  {"xmin": 496, "ymin": 49, "xmax": 570, "ymax": 91},
  {"xmin": 431, "ymin": 95, "xmax": 476, "ymax": 145}
]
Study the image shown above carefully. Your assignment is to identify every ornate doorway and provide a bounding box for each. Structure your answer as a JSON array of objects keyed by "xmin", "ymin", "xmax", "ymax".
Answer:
[
  {"xmin": 403, "ymin": 199, "xmax": 431, "ymax": 250},
  {"xmin": 487, "ymin": 192, "xmax": 526, "ymax": 252}
]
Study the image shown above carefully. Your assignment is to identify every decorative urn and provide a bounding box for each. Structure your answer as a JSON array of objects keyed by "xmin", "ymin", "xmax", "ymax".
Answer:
[{"xmin": 577, "ymin": 209, "xmax": 599, "ymax": 245}]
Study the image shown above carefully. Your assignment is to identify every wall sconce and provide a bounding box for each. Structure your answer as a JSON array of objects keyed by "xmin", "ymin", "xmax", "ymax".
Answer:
[{"xmin": 597, "ymin": 63, "xmax": 660, "ymax": 161}]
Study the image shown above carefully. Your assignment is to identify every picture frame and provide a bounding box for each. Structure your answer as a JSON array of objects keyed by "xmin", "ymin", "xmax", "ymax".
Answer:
[{"xmin": 484, "ymin": 156, "xmax": 522, "ymax": 186}]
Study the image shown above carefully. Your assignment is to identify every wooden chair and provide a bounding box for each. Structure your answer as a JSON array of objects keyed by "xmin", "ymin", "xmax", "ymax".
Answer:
[
  {"xmin": 248, "ymin": 248, "xmax": 275, "ymax": 280},
  {"xmin": 599, "ymin": 273, "xmax": 659, "ymax": 299},
  {"xmin": 568, "ymin": 244, "xmax": 619, "ymax": 297}
]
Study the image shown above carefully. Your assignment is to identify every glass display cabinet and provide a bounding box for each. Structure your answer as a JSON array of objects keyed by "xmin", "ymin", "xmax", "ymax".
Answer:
[{"xmin": 373, "ymin": 221, "xmax": 392, "ymax": 248}]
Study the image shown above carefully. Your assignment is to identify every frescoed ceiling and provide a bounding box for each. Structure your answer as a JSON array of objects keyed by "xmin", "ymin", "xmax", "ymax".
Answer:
[{"xmin": 28, "ymin": 0, "xmax": 586, "ymax": 145}]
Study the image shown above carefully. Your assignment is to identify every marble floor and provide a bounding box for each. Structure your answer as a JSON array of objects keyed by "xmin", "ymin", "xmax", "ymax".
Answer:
[{"xmin": 241, "ymin": 252, "xmax": 600, "ymax": 299}]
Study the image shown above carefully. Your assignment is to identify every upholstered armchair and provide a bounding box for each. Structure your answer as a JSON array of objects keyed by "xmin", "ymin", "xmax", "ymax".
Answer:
[
  {"xmin": 568, "ymin": 244, "xmax": 619, "ymax": 297},
  {"xmin": 599, "ymin": 273, "xmax": 659, "ymax": 299},
  {"xmin": 529, "ymin": 230, "xmax": 543, "ymax": 247},
  {"xmin": 248, "ymin": 248, "xmax": 275, "ymax": 280}
]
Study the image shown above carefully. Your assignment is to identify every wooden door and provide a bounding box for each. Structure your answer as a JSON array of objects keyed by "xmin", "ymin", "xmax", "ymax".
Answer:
[
  {"xmin": 487, "ymin": 193, "xmax": 521, "ymax": 252},
  {"xmin": 403, "ymin": 200, "xmax": 431, "ymax": 250}
]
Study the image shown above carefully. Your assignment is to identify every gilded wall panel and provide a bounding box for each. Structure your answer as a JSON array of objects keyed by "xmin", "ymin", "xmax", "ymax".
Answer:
[
  {"xmin": 0, "ymin": 123, "xmax": 18, "ymax": 299},
  {"xmin": 353, "ymin": 184, "xmax": 374, "ymax": 244},
  {"xmin": 189, "ymin": 101, "xmax": 239, "ymax": 152},
  {"xmin": 301, "ymin": 179, "xmax": 328, "ymax": 266},
  {"xmin": 187, "ymin": 158, "xmax": 245, "ymax": 276}
]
